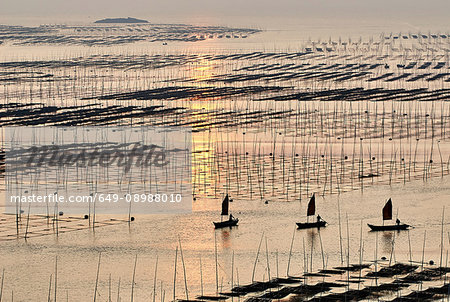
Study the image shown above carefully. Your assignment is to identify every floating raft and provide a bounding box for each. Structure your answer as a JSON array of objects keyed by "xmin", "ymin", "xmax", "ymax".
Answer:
[{"xmin": 0, "ymin": 214, "xmax": 129, "ymax": 241}]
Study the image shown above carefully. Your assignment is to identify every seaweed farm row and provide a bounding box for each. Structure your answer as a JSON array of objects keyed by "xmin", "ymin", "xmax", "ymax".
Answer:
[
  {"xmin": 1, "ymin": 42, "xmax": 448, "ymax": 104},
  {"xmin": 0, "ymin": 28, "xmax": 450, "ymax": 302},
  {"xmin": 0, "ymin": 24, "xmax": 260, "ymax": 46},
  {"xmin": 1, "ymin": 97, "xmax": 450, "ymax": 202},
  {"xmin": 0, "ymin": 213, "xmax": 129, "ymax": 241},
  {"xmin": 0, "ymin": 32, "xmax": 450, "ymax": 202},
  {"xmin": 2, "ymin": 227, "xmax": 450, "ymax": 302}
]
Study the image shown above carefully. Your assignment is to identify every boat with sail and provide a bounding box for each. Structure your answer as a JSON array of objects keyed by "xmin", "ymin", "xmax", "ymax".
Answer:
[
  {"xmin": 368, "ymin": 198, "xmax": 411, "ymax": 231},
  {"xmin": 296, "ymin": 193, "xmax": 327, "ymax": 229},
  {"xmin": 213, "ymin": 194, "xmax": 239, "ymax": 229}
]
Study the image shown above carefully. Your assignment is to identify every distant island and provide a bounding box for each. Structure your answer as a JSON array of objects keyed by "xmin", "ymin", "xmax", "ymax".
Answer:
[{"xmin": 94, "ymin": 17, "xmax": 149, "ymax": 24}]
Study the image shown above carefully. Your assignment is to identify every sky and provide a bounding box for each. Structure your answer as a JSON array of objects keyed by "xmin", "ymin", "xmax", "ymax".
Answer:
[{"xmin": 1, "ymin": 0, "xmax": 449, "ymax": 29}]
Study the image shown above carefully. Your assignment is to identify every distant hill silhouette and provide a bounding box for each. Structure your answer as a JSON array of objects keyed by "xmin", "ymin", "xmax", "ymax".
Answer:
[{"xmin": 94, "ymin": 17, "xmax": 149, "ymax": 24}]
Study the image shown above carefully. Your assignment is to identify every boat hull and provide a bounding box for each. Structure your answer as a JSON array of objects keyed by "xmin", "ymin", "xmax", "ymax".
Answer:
[
  {"xmin": 296, "ymin": 221, "xmax": 327, "ymax": 229},
  {"xmin": 368, "ymin": 223, "xmax": 410, "ymax": 231},
  {"xmin": 213, "ymin": 219, "xmax": 239, "ymax": 229}
]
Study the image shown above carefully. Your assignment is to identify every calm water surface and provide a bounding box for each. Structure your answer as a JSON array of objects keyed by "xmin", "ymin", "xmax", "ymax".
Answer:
[{"xmin": 0, "ymin": 16, "xmax": 449, "ymax": 301}]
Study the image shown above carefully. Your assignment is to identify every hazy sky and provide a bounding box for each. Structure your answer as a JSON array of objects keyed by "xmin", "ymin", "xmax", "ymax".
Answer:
[{"xmin": 1, "ymin": 0, "xmax": 449, "ymax": 27}]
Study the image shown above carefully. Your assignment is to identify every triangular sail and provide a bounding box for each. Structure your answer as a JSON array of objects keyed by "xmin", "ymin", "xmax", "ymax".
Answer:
[
  {"xmin": 382, "ymin": 198, "xmax": 393, "ymax": 220},
  {"xmin": 307, "ymin": 194, "xmax": 316, "ymax": 216},
  {"xmin": 221, "ymin": 194, "xmax": 229, "ymax": 216}
]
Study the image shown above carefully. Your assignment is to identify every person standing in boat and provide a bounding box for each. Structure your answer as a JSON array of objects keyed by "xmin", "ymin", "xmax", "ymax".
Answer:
[
  {"xmin": 317, "ymin": 215, "xmax": 322, "ymax": 223},
  {"xmin": 229, "ymin": 214, "xmax": 235, "ymax": 221},
  {"xmin": 396, "ymin": 218, "xmax": 400, "ymax": 225}
]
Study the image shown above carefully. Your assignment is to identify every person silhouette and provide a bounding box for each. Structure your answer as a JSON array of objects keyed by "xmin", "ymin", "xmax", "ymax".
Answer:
[
  {"xmin": 396, "ymin": 218, "xmax": 400, "ymax": 225},
  {"xmin": 317, "ymin": 215, "xmax": 322, "ymax": 223}
]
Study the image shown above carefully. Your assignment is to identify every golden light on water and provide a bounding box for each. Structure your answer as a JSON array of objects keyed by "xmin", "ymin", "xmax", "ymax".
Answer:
[
  {"xmin": 191, "ymin": 131, "xmax": 217, "ymax": 207},
  {"xmin": 191, "ymin": 57, "xmax": 215, "ymax": 84},
  {"xmin": 189, "ymin": 56, "xmax": 220, "ymax": 200},
  {"xmin": 1, "ymin": 17, "xmax": 450, "ymax": 301}
]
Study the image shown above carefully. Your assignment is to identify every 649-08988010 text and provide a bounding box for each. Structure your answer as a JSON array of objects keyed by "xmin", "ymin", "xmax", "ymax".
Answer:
[{"xmin": 9, "ymin": 193, "xmax": 184, "ymax": 203}]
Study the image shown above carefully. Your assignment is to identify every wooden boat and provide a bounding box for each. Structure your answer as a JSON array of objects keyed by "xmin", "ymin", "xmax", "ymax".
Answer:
[
  {"xmin": 296, "ymin": 220, "xmax": 327, "ymax": 229},
  {"xmin": 213, "ymin": 218, "xmax": 239, "ymax": 229},
  {"xmin": 368, "ymin": 198, "xmax": 411, "ymax": 231},
  {"xmin": 368, "ymin": 223, "xmax": 410, "ymax": 231},
  {"xmin": 296, "ymin": 194, "xmax": 327, "ymax": 229},
  {"xmin": 213, "ymin": 194, "xmax": 238, "ymax": 229}
]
